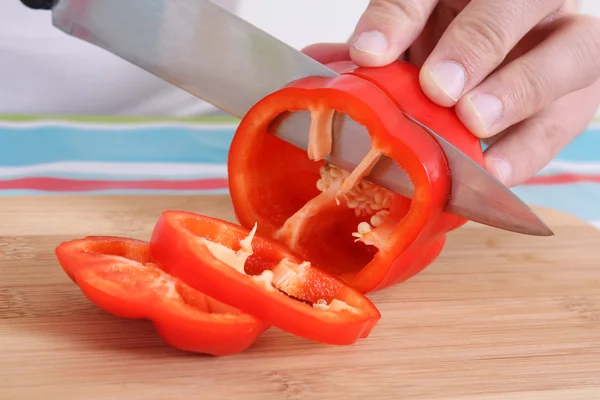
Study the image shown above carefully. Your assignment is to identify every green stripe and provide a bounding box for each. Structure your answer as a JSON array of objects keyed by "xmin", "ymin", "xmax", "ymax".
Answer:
[
  {"xmin": 1, "ymin": 113, "xmax": 599, "ymax": 124},
  {"xmin": 0, "ymin": 114, "xmax": 241, "ymax": 124}
]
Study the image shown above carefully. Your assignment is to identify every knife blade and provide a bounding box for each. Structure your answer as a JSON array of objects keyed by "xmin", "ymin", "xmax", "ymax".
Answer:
[{"xmin": 22, "ymin": 0, "xmax": 553, "ymax": 236}]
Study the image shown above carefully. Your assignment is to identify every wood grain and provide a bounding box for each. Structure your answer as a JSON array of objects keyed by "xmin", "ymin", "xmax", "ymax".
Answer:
[{"xmin": 1, "ymin": 195, "xmax": 599, "ymax": 400}]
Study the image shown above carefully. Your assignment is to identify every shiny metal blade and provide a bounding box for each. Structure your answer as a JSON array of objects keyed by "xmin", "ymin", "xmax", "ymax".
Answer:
[
  {"xmin": 403, "ymin": 114, "xmax": 553, "ymax": 236},
  {"xmin": 36, "ymin": 0, "xmax": 552, "ymax": 235},
  {"xmin": 50, "ymin": 0, "xmax": 338, "ymax": 117},
  {"xmin": 271, "ymin": 111, "xmax": 554, "ymax": 237}
]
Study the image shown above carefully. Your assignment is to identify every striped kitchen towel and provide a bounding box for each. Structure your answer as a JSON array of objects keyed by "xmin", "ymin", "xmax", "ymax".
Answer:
[{"xmin": 0, "ymin": 115, "xmax": 599, "ymax": 228}]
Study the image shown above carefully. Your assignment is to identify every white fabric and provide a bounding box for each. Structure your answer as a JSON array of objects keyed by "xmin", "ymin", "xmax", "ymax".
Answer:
[
  {"xmin": 0, "ymin": 0, "xmax": 240, "ymax": 117},
  {"xmin": 2, "ymin": 0, "xmax": 598, "ymax": 117}
]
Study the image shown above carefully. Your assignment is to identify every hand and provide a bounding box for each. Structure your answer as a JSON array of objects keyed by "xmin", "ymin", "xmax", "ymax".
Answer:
[{"xmin": 302, "ymin": 0, "xmax": 600, "ymax": 187}]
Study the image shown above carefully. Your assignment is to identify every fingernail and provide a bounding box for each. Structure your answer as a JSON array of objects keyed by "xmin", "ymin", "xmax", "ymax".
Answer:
[
  {"xmin": 487, "ymin": 157, "xmax": 512, "ymax": 185},
  {"xmin": 352, "ymin": 31, "xmax": 388, "ymax": 56},
  {"xmin": 428, "ymin": 61, "xmax": 466, "ymax": 101},
  {"xmin": 468, "ymin": 94, "xmax": 503, "ymax": 133}
]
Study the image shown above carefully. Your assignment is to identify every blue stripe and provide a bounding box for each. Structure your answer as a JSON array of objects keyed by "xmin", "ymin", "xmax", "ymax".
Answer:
[
  {"xmin": 1, "ymin": 124, "xmax": 599, "ymax": 164},
  {"xmin": 552, "ymin": 128, "xmax": 600, "ymax": 162},
  {"xmin": 0, "ymin": 188, "xmax": 229, "ymax": 196},
  {"xmin": 0, "ymin": 125, "xmax": 234, "ymax": 166},
  {"xmin": 1, "ymin": 125, "xmax": 599, "ymax": 167},
  {"xmin": 483, "ymin": 128, "xmax": 600, "ymax": 162},
  {"xmin": 512, "ymin": 182, "xmax": 600, "ymax": 222},
  {"xmin": 0, "ymin": 119, "xmax": 598, "ymax": 225},
  {"xmin": 0, "ymin": 171, "xmax": 227, "ymax": 181}
]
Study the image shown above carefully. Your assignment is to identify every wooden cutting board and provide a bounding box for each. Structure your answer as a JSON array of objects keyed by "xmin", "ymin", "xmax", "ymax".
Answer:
[{"xmin": 1, "ymin": 194, "xmax": 599, "ymax": 400}]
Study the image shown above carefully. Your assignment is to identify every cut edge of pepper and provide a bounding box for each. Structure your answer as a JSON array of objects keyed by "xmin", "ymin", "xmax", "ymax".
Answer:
[
  {"xmin": 228, "ymin": 72, "xmax": 452, "ymax": 292},
  {"xmin": 55, "ymin": 236, "xmax": 270, "ymax": 355},
  {"xmin": 150, "ymin": 210, "xmax": 382, "ymax": 345}
]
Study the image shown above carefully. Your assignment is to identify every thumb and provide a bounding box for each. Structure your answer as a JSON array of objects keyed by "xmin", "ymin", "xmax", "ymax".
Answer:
[{"xmin": 349, "ymin": 0, "xmax": 438, "ymax": 67}]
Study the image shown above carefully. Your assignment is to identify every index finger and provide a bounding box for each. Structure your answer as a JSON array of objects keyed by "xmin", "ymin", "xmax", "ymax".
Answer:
[{"xmin": 419, "ymin": 0, "xmax": 564, "ymax": 106}]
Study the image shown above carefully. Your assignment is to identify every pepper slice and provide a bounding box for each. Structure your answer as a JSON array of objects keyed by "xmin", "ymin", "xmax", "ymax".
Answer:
[
  {"xmin": 227, "ymin": 61, "xmax": 463, "ymax": 293},
  {"xmin": 149, "ymin": 211, "xmax": 381, "ymax": 346},
  {"xmin": 343, "ymin": 60, "xmax": 485, "ymax": 234},
  {"xmin": 55, "ymin": 236, "xmax": 269, "ymax": 356}
]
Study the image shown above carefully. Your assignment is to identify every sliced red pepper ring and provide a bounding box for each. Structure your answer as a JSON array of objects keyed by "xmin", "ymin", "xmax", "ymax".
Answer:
[
  {"xmin": 55, "ymin": 236, "xmax": 269, "ymax": 356},
  {"xmin": 341, "ymin": 61, "xmax": 485, "ymax": 233},
  {"xmin": 149, "ymin": 211, "xmax": 381, "ymax": 346},
  {"xmin": 227, "ymin": 62, "xmax": 454, "ymax": 293}
]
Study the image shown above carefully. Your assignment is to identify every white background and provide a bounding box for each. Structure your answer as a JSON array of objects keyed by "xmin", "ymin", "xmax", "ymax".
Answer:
[
  {"xmin": 238, "ymin": 0, "xmax": 600, "ymax": 120},
  {"xmin": 238, "ymin": 0, "xmax": 600, "ymax": 50},
  {"xmin": 3, "ymin": 0, "xmax": 599, "ymax": 116}
]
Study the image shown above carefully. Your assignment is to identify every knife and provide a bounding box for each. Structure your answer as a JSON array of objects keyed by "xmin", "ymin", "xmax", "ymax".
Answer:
[{"xmin": 21, "ymin": 0, "xmax": 553, "ymax": 236}]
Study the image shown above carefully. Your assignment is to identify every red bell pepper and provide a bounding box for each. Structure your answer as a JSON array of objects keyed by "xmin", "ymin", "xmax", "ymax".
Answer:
[
  {"xmin": 54, "ymin": 59, "xmax": 483, "ymax": 354},
  {"xmin": 342, "ymin": 60, "xmax": 485, "ymax": 234},
  {"xmin": 149, "ymin": 211, "xmax": 381, "ymax": 346},
  {"xmin": 55, "ymin": 236, "xmax": 269, "ymax": 356},
  {"xmin": 227, "ymin": 60, "xmax": 484, "ymax": 293}
]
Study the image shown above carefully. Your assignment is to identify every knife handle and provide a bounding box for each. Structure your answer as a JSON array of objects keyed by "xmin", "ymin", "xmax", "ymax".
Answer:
[{"xmin": 20, "ymin": 0, "xmax": 58, "ymax": 9}]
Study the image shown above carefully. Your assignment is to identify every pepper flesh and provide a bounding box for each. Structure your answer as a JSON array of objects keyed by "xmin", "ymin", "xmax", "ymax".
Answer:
[
  {"xmin": 149, "ymin": 211, "xmax": 381, "ymax": 346},
  {"xmin": 343, "ymin": 60, "xmax": 485, "ymax": 233},
  {"xmin": 55, "ymin": 236, "xmax": 269, "ymax": 356},
  {"xmin": 227, "ymin": 60, "xmax": 483, "ymax": 293}
]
